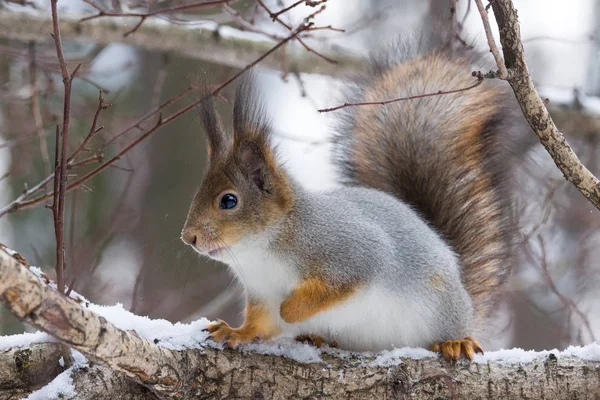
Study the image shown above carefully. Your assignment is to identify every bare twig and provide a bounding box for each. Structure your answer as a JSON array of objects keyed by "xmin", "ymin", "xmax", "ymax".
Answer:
[
  {"xmin": 474, "ymin": 0, "xmax": 507, "ymax": 79},
  {"xmin": 80, "ymin": 0, "xmax": 233, "ymax": 36},
  {"xmin": 67, "ymin": 89, "xmax": 110, "ymax": 163},
  {"xmin": 0, "ymin": 9, "xmax": 356, "ymax": 77},
  {"xmin": 488, "ymin": 0, "xmax": 600, "ymax": 210},
  {"xmin": 536, "ymin": 237, "xmax": 597, "ymax": 342},
  {"xmin": 0, "ymin": 25, "xmax": 307, "ymax": 216},
  {"xmin": 50, "ymin": 0, "xmax": 82, "ymax": 294},
  {"xmin": 318, "ymin": 75, "xmax": 484, "ymax": 113},
  {"xmin": 269, "ymin": 0, "xmax": 328, "ymax": 21},
  {"xmin": 255, "ymin": 0, "xmax": 341, "ymax": 64}
]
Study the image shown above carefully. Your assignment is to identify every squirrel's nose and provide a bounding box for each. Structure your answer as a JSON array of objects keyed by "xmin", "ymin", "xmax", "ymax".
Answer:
[{"xmin": 181, "ymin": 229, "xmax": 197, "ymax": 246}]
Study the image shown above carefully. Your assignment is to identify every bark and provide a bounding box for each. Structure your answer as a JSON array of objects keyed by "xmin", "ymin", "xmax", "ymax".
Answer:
[
  {"xmin": 0, "ymin": 342, "xmax": 156, "ymax": 399},
  {"xmin": 0, "ymin": 9, "xmax": 357, "ymax": 77},
  {"xmin": 70, "ymin": 363, "xmax": 155, "ymax": 400},
  {"xmin": 0, "ymin": 342, "xmax": 62, "ymax": 399},
  {"xmin": 1, "ymin": 248, "xmax": 600, "ymax": 399},
  {"xmin": 491, "ymin": 0, "xmax": 600, "ymax": 208}
]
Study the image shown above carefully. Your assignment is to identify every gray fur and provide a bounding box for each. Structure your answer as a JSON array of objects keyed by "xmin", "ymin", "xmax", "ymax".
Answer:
[{"xmin": 273, "ymin": 183, "xmax": 473, "ymax": 345}]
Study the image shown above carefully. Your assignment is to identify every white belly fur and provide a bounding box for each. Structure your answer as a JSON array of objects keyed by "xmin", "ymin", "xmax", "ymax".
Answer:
[
  {"xmin": 218, "ymin": 239, "xmax": 436, "ymax": 352},
  {"xmin": 280, "ymin": 286, "xmax": 437, "ymax": 351}
]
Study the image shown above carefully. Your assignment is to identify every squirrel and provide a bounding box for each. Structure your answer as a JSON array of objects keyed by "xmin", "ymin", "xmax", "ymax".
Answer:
[{"xmin": 181, "ymin": 30, "xmax": 529, "ymax": 362}]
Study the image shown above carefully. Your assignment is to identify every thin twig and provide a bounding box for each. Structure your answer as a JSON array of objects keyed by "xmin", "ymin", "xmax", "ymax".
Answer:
[
  {"xmin": 67, "ymin": 89, "xmax": 110, "ymax": 164},
  {"xmin": 50, "ymin": 0, "xmax": 80, "ymax": 294},
  {"xmin": 318, "ymin": 75, "xmax": 484, "ymax": 113},
  {"xmin": 270, "ymin": 0, "xmax": 303, "ymax": 20},
  {"xmin": 474, "ymin": 0, "xmax": 508, "ymax": 79},
  {"xmin": 256, "ymin": 0, "xmax": 340, "ymax": 64},
  {"xmin": 80, "ymin": 0, "xmax": 232, "ymax": 36},
  {"xmin": 537, "ymin": 237, "xmax": 597, "ymax": 342},
  {"xmin": 1, "ymin": 25, "xmax": 308, "ymax": 214}
]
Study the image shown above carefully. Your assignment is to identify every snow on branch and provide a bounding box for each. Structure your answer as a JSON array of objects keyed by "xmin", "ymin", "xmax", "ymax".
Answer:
[{"xmin": 1, "ymin": 247, "xmax": 600, "ymax": 399}]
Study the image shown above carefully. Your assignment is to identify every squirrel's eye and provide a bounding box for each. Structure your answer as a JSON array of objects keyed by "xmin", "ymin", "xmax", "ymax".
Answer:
[{"xmin": 219, "ymin": 193, "xmax": 238, "ymax": 210}]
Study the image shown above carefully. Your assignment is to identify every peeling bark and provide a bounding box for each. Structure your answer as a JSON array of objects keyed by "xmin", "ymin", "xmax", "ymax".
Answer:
[{"xmin": 1, "ymin": 248, "xmax": 600, "ymax": 399}]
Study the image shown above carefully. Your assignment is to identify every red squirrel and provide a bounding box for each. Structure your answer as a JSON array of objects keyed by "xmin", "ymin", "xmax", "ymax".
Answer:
[{"xmin": 181, "ymin": 30, "xmax": 529, "ymax": 361}]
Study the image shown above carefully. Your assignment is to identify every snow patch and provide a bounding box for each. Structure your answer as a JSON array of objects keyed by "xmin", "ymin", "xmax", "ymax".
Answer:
[
  {"xmin": 88, "ymin": 303, "xmax": 211, "ymax": 350},
  {"xmin": 372, "ymin": 347, "xmax": 436, "ymax": 366},
  {"xmin": 24, "ymin": 367, "xmax": 76, "ymax": 400},
  {"xmin": 474, "ymin": 347, "xmax": 554, "ymax": 364},
  {"xmin": 3, "ymin": 247, "xmax": 17, "ymax": 256},
  {"xmin": 244, "ymin": 338, "xmax": 323, "ymax": 364},
  {"xmin": 0, "ymin": 331, "xmax": 54, "ymax": 351},
  {"xmin": 561, "ymin": 342, "xmax": 600, "ymax": 361},
  {"xmin": 474, "ymin": 343, "xmax": 600, "ymax": 364}
]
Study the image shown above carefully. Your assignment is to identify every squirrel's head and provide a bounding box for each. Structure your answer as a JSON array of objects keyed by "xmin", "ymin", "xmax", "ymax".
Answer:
[{"xmin": 181, "ymin": 73, "xmax": 293, "ymax": 258}]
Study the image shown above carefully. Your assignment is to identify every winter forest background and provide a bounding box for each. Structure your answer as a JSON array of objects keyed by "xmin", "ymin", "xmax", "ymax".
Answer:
[{"xmin": 1, "ymin": 0, "xmax": 599, "ymax": 354}]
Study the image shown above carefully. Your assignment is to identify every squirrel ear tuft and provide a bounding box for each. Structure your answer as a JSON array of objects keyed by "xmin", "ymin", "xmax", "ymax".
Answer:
[
  {"xmin": 233, "ymin": 71, "xmax": 279, "ymax": 192},
  {"xmin": 233, "ymin": 71, "xmax": 271, "ymax": 143},
  {"xmin": 198, "ymin": 92, "xmax": 226, "ymax": 158}
]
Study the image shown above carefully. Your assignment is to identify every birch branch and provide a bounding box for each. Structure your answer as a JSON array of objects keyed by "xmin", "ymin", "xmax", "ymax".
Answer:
[
  {"xmin": 1, "ymin": 248, "xmax": 600, "ymax": 399},
  {"xmin": 0, "ymin": 9, "xmax": 358, "ymax": 76}
]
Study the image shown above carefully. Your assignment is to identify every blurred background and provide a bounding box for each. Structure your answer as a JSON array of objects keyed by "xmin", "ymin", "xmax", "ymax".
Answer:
[{"xmin": 0, "ymin": 0, "xmax": 599, "ymax": 351}]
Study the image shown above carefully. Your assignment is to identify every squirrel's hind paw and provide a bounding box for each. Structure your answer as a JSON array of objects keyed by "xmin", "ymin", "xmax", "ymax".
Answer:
[
  {"xmin": 431, "ymin": 336, "xmax": 483, "ymax": 362},
  {"xmin": 295, "ymin": 334, "xmax": 338, "ymax": 348}
]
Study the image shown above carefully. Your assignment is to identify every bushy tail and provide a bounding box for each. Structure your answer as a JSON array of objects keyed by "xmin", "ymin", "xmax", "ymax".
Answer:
[{"xmin": 332, "ymin": 34, "xmax": 530, "ymax": 323}]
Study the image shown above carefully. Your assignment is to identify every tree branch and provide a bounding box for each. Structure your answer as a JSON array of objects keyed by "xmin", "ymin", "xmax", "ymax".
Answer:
[
  {"xmin": 474, "ymin": 0, "xmax": 507, "ymax": 78},
  {"xmin": 50, "ymin": 0, "xmax": 81, "ymax": 294},
  {"xmin": 1, "ymin": 247, "xmax": 600, "ymax": 399},
  {"xmin": 0, "ymin": 9, "xmax": 356, "ymax": 76},
  {"xmin": 488, "ymin": 0, "xmax": 600, "ymax": 209},
  {"xmin": 0, "ymin": 342, "xmax": 63, "ymax": 398}
]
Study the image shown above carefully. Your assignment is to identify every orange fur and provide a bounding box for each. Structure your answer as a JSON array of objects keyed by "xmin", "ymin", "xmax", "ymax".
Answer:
[
  {"xmin": 280, "ymin": 277, "xmax": 359, "ymax": 323},
  {"xmin": 207, "ymin": 299, "xmax": 280, "ymax": 347},
  {"xmin": 182, "ymin": 73, "xmax": 294, "ymax": 254}
]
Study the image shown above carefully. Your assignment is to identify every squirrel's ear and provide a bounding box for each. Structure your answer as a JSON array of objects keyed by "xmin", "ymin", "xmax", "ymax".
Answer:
[
  {"xmin": 237, "ymin": 140, "xmax": 270, "ymax": 192},
  {"xmin": 232, "ymin": 71, "xmax": 277, "ymax": 192},
  {"xmin": 199, "ymin": 91, "xmax": 226, "ymax": 158}
]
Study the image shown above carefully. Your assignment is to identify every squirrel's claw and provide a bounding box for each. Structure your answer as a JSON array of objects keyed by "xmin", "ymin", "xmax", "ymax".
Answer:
[
  {"xmin": 432, "ymin": 336, "xmax": 483, "ymax": 362},
  {"xmin": 205, "ymin": 319, "xmax": 259, "ymax": 347},
  {"xmin": 295, "ymin": 334, "xmax": 338, "ymax": 348}
]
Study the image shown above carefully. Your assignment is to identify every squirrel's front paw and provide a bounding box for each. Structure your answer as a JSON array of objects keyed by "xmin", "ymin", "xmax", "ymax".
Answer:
[
  {"xmin": 432, "ymin": 336, "xmax": 483, "ymax": 362},
  {"xmin": 280, "ymin": 298, "xmax": 307, "ymax": 323},
  {"xmin": 205, "ymin": 320, "xmax": 258, "ymax": 347}
]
